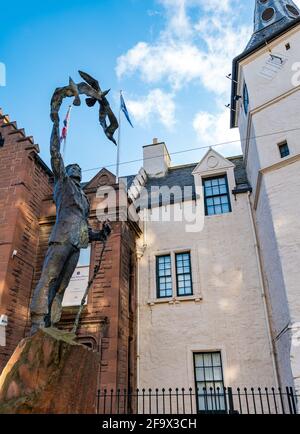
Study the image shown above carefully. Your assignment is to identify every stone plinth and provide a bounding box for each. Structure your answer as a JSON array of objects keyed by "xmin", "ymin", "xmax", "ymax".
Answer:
[{"xmin": 0, "ymin": 328, "xmax": 99, "ymax": 414}]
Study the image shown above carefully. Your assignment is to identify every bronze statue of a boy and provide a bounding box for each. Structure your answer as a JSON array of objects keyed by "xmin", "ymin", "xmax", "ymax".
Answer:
[{"xmin": 30, "ymin": 74, "xmax": 116, "ymax": 334}]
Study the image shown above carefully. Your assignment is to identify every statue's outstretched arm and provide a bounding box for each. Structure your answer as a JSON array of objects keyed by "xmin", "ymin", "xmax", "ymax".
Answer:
[
  {"xmin": 49, "ymin": 83, "xmax": 76, "ymax": 179},
  {"xmin": 50, "ymin": 121, "xmax": 66, "ymax": 179}
]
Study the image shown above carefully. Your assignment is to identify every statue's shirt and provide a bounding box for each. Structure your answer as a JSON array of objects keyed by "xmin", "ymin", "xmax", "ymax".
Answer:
[{"xmin": 49, "ymin": 176, "xmax": 90, "ymax": 248}]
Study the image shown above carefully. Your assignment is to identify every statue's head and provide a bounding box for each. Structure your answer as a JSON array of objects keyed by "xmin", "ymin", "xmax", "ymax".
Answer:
[{"xmin": 66, "ymin": 164, "xmax": 82, "ymax": 182}]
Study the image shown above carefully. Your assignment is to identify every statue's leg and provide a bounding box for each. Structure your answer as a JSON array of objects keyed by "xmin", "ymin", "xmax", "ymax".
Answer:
[
  {"xmin": 43, "ymin": 244, "xmax": 78, "ymax": 327},
  {"xmin": 50, "ymin": 248, "xmax": 80, "ymax": 326},
  {"xmin": 30, "ymin": 243, "xmax": 73, "ymax": 334}
]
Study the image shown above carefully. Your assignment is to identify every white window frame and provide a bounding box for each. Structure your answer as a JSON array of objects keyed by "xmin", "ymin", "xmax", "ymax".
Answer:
[{"xmin": 149, "ymin": 248, "xmax": 202, "ymax": 305}]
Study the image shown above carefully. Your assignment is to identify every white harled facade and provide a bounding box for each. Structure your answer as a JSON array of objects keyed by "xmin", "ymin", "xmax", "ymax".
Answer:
[
  {"xmin": 124, "ymin": 0, "xmax": 300, "ymax": 411},
  {"xmin": 231, "ymin": 0, "xmax": 300, "ymax": 395}
]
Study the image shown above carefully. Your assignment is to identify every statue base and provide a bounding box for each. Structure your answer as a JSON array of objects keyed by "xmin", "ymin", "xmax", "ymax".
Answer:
[{"xmin": 0, "ymin": 328, "xmax": 99, "ymax": 414}]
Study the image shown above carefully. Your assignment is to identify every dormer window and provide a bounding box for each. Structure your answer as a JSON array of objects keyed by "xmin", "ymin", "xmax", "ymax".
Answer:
[
  {"xmin": 243, "ymin": 83, "xmax": 249, "ymax": 115},
  {"xmin": 203, "ymin": 175, "xmax": 231, "ymax": 216}
]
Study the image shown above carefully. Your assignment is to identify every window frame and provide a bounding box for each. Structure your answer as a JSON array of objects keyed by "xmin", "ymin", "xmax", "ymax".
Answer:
[
  {"xmin": 193, "ymin": 351, "xmax": 226, "ymax": 414},
  {"xmin": 156, "ymin": 254, "xmax": 173, "ymax": 299},
  {"xmin": 278, "ymin": 141, "xmax": 290, "ymax": 159},
  {"xmin": 175, "ymin": 251, "xmax": 193, "ymax": 297},
  {"xmin": 203, "ymin": 174, "xmax": 232, "ymax": 216}
]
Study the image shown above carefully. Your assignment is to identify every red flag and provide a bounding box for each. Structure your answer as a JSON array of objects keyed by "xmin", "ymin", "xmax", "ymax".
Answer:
[{"xmin": 60, "ymin": 105, "xmax": 72, "ymax": 142}]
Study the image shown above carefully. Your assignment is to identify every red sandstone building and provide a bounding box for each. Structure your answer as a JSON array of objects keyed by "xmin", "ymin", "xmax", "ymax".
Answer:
[{"xmin": 0, "ymin": 109, "xmax": 140, "ymax": 395}]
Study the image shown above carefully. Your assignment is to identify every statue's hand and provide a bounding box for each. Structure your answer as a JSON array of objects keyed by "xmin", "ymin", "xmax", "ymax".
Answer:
[{"xmin": 88, "ymin": 221, "xmax": 111, "ymax": 243}]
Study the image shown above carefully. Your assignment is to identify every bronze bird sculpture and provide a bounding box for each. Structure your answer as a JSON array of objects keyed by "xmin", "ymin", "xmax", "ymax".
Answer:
[
  {"xmin": 50, "ymin": 72, "xmax": 119, "ymax": 146},
  {"xmin": 78, "ymin": 70, "xmax": 119, "ymax": 146}
]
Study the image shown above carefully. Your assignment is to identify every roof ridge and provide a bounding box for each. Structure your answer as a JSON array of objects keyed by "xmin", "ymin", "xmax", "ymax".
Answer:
[
  {"xmin": 227, "ymin": 155, "xmax": 244, "ymax": 160},
  {"xmin": 168, "ymin": 162, "xmax": 197, "ymax": 170}
]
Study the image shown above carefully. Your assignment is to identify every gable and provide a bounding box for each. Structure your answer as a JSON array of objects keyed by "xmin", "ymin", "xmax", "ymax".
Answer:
[
  {"xmin": 83, "ymin": 167, "xmax": 116, "ymax": 190},
  {"xmin": 192, "ymin": 149, "xmax": 235, "ymax": 176}
]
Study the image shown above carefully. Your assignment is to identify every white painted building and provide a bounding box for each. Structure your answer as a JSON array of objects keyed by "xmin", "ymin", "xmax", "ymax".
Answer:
[
  {"xmin": 230, "ymin": 0, "xmax": 300, "ymax": 396},
  {"xmin": 121, "ymin": 0, "xmax": 300, "ymax": 412}
]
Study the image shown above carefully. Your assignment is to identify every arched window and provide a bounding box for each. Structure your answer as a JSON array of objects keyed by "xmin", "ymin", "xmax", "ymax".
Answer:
[{"xmin": 243, "ymin": 82, "xmax": 249, "ymax": 115}]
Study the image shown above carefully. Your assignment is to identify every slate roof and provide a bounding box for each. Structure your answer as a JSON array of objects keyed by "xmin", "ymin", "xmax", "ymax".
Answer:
[
  {"xmin": 246, "ymin": 1, "xmax": 300, "ymax": 51},
  {"xmin": 246, "ymin": 16, "xmax": 297, "ymax": 51},
  {"xmin": 122, "ymin": 155, "xmax": 251, "ymax": 209}
]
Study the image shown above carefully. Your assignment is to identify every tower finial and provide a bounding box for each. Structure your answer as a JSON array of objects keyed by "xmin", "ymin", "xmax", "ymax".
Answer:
[{"xmin": 246, "ymin": 0, "xmax": 300, "ymax": 51}]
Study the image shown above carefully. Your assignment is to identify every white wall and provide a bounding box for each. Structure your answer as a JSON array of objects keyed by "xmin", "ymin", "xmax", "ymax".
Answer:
[
  {"xmin": 143, "ymin": 142, "xmax": 171, "ymax": 178},
  {"xmin": 137, "ymin": 186, "xmax": 277, "ymax": 391},
  {"xmin": 239, "ymin": 25, "xmax": 300, "ymax": 112},
  {"xmin": 236, "ymin": 23, "xmax": 300, "ymax": 393}
]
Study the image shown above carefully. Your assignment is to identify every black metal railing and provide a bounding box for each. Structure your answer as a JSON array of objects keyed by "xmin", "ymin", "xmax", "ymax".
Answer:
[{"xmin": 96, "ymin": 387, "xmax": 299, "ymax": 414}]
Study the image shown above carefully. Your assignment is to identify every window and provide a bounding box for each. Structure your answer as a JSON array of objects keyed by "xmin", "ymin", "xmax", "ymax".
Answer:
[
  {"xmin": 175, "ymin": 252, "xmax": 193, "ymax": 296},
  {"xmin": 286, "ymin": 4, "xmax": 299, "ymax": 17},
  {"xmin": 194, "ymin": 352, "xmax": 225, "ymax": 413},
  {"xmin": 0, "ymin": 133, "xmax": 4, "ymax": 147},
  {"xmin": 262, "ymin": 7, "xmax": 275, "ymax": 22},
  {"xmin": 77, "ymin": 244, "xmax": 91, "ymax": 266},
  {"xmin": 278, "ymin": 141, "xmax": 290, "ymax": 158},
  {"xmin": 156, "ymin": 255, "xmax": 172, "ymax": 298},
  {"xmin": 156, "ymin": 252, "xmax": 194, "ymax": 299},
  {"xmin": 243, "ymin": 82, "xmax": 249, "ymax": 115},
  {"xmin": 203, "ymin": 176, "xmax": 231, "ymax": 216},
  {"xmin": 76, "ymin": 337, "xmax": 96, "ymax": 350}
]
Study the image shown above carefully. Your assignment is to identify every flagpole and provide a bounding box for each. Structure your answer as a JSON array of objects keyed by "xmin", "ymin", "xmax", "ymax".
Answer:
[{"xmin": 116, "ymin": 90, "xmax": 122, "ymax": 183}]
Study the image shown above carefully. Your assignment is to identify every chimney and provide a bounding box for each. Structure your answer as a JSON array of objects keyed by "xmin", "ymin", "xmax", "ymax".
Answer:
[{"xmin": 143, "ymin": 139, "xmax": 171, "ymax": 178}]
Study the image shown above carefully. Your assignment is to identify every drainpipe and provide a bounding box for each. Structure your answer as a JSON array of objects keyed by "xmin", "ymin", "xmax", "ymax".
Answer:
[
  {"xmin": 136, "ymin": 211, "xmax": 147, "ymax": 390},
  {"xmin": 246, "ymin": 191, "xmax": 280, "ymax": 387},
  {"xmin": 136, "ymin": 253, "xmax": 141, "ymax": 390}
]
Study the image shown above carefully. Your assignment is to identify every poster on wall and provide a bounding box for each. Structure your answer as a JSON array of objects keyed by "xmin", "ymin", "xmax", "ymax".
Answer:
[
  {"xmin": 62, "ymin": 265, "xmax": 89, "ymax": 307},
  {"xmin": 0, "ymin": 326, "xmax": 6, "ymax": 347}
]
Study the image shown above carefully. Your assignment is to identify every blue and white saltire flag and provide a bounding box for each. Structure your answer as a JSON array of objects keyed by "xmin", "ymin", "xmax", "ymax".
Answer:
[{"xmin": 120, "ymin": 93, "xmax": 134, "ymax": 128}]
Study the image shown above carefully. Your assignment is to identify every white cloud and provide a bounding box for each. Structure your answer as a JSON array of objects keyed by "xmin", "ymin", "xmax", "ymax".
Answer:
[
  {"xmin": 198, "ymin": 0, "xmax": 230, "ymax": 13},
  {"xmin": 160, "ymin": 0, "xmax": 230, "ymax": 16},
  {"xmin": 116, "ymin": 1, "xmax": 250, "ymax": 96},
  {"xmin": 158, "ymin": 0, "xmax": 192, "ymax": 38},
  {"xmin": 116, "ymin": 0, "xmax": 250, "ymax": 138},
  {"xmin": 126, "ymin": 89, "xmax": 176, "ymax": 129},
  {"xmin": 193, "ymin": 108, "xmax": 241, "ymax": 155}
]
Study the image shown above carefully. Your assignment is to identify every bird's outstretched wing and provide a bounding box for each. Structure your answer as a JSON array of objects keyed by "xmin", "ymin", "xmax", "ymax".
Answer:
[
  {"xmin": 99, "ymin": 101, "xmax": 118, "ymax": 146},
  {"xmin": 105, "ymin": 106, "xmax": 118, "ymax": 146},
  {"xmin": 78, "ymin": 71, "xmax": 101, "ymax": 92},
  {"xmin": 79, "ymin": 71, "xmax": 119, "ymax": 145}
]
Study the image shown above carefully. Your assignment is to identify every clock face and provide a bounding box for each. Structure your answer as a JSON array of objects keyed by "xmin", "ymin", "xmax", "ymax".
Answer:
[{"xmin": 243, "ymin": 83, "xmax": 249, "ymax": 115}]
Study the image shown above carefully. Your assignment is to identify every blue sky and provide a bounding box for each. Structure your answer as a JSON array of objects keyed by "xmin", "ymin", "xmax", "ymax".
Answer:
[{"xmin": 0, "ymin": 0, "xmax": 274, "ymax": 181}]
